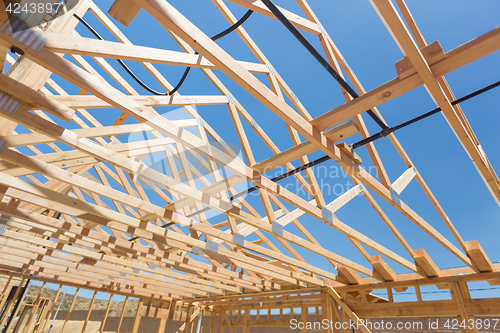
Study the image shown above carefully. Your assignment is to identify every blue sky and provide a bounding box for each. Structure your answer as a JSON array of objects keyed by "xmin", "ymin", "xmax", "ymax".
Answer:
[{"xmin": 23, "ymin": 0, "xmax": 500, "ymax": 302}]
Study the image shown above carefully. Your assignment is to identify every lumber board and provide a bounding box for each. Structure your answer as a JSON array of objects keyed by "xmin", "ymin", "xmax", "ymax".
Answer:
[{"xmin": 108, "ymin": 0, "xmax": 142, "ymax": 27}]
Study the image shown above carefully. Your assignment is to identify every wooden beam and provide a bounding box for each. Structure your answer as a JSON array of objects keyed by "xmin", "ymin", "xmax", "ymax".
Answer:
[
  {"xmin": 0, "ymin": 166, "xmax": 346, "ymax": 283},
  {"xmin": 333, "ymin": 268, "xmax": 500, "ymax": 292},
  {"xmin": 60, "ymin": 288, "xmax": 79, "ymax": 333},
  {"xmin": 50, "ymin": 94, "xmax": 229, "ymax": 108},
  {"xmin": 464, "ymin": 240, "xmax": 494, "ymax": 272},
  {"xmin": 450, "ymin": 281, "xmax": 478, "ymax": 333},
  {"xmin": 0, "ymin": 201, "xmax": 276, "ymax": 292},
  {"xmin": 336, "ymin": 142, "xmax": 362, "ymax": 164},
  {"xmin": 413, "ymin": 248, "xmax": 441, "ymax": 277},
  {"xmin": 337, "ymin": 266, "xmax": 363, "ymax": 285},
  {"xmin": 116, "ymin": 296, "xmax": 129, "ymax": 333},
  {"xmin": 371, "ymin": 256, "xmax": 398, "ymax": 282},
  {"xmin": 395, "ymin": 41, "xmax": 445, "ymax": 79},
  {"xmin": 81, "ymin": 291, "xmax": 97, "ymax": 333},
  {"xmin": 0, "ymin": 44, "xmax": 7, "ymax": 72},
  {"xmin": 226, "ymin": 0, "xmax": 320, "ymax": 35},
  {"xmin": 253, "ymin": 120, "xmax": 359, "ymax": 173},
  {"xmin": 108, "ymin": 0, "xmax": 142, "ymax": 26},
  {"xmin": 131, "ymin": 299, "xmax": 144, "ymax": 333},
  {"xmin": 42, "ymin": 32, "xmax": 269, "ymax": 74},
  {"xmin": 100, "ymin": 294, "xmax": 114, "ymax": 333},
  {"xmin": 391, "ymin": 167, "xmax": 416, "ymax": 194},
  {"xmin": 350, "ymin": 296, "xmax": 500, "ymax": 318},
  {"xmin": 1, "ymin": 120, "xmax": 195, "ymax": 147},
  {"xmin": 0, "ymin": 73, "xmax": 74, "ymax": 121}
]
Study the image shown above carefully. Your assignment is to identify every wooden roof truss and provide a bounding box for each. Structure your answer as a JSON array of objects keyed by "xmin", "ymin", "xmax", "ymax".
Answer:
[{"xmin": 0, "ymin": 0, "xmax": 499, "ymax": 322}]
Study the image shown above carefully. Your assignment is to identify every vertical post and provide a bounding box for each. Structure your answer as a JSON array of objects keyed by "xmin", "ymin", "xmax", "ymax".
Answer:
[
  {"xmin": 157, "ymin": 318, "xmax": 166, "ymax": 333},
  {"xmin": 131, "ymin": 298, "xmax": 144, "ymax": 333},
  {"xmin": 156, "ymin": 302, "xmax": 166, "ymax": 333},
  {"xmin": 387, "ymin": 288, "xmax": 394, "ymax": 302},
  {"xmin": 450, "ymin": 281, "xmax": 478, "ymax": 333},
  {"xmin": 216, "ymin": 311, "xmax": 223, "ymax": 333},
  {"xmin": 242, "ymin": 309, "xmax": 249, "ymax": 333},
  {"xmin": 341, "ymin": 291, "xmax": 349, "ymax": 333},
  {"xmin": 301, "ymin": 307, "xmax": 309, "ymax": 333},
  {"xmin": 321, "ymin": 291, "xmax": 330, "ymax": 333},
  {"xmin": 208, "ymin": 311, "xmax": 215, "ymax": 333},
  {"xmin": 61, "ymin": 288, "xmax": 80, "ymax": 333},
  {"xmin": 41, "ymin": 284, "xmax": 62, "ymax": 333},
  {"xmin": 415, "ymin": 285, "xmax": 423, "ymax": 302},
  {"xmin": 81, "ymin": 291, "xmax": 97, "ymax": 333},
  {"xmin": 99, "ymin": 294, "xmax": 113, "ymax": 333},
  {"xmin": 167, "ymin": 300, "xmax": 176, "ymax": 320},
  {"xmin": 115, "ymin": 296, "xmax": 129, "ymax": 333}
]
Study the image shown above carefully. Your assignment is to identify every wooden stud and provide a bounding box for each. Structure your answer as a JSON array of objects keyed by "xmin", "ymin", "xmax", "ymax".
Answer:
[
  {"xmin": 40, "ymin": 284, "xmax": 62, "ymax": 333},
  {"xmin": 131, "ymin": 299, "xmax": 144, "ymax": 333},
  {"xmin": 116, "ymin": 296, "xmax": 129, "ymax": 333},
  {"xmin": 81, "ymin": 290, "xmax": 97, "ymax": 333},
  {"xmin": 60, "ymin": 288, "xmax": 80, "ymax": 333}
]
